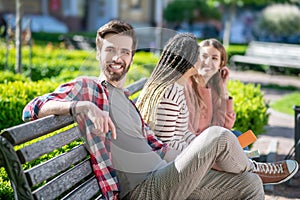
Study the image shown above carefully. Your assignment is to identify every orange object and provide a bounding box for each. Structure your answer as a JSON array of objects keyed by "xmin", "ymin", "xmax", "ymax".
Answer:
[{"xmin": 238, "ymin": 130, "xmax": 257, "ymax": 148}]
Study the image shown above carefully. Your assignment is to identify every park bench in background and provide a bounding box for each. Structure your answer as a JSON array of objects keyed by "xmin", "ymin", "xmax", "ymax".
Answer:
[
  {"xmin": 230, "ymin": 41, "xmax": 300, "ymax": 72},
  {"xmin": 0, "ymin": 78, "xmax": 147, "ymax": 200}
]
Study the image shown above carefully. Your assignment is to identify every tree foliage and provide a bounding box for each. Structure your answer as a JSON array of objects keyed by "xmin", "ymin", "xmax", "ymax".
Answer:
[
  {"xmin": 257, "ymin": 4, "xmax": 300, "ymax": 37},
  {"xmin": 164, "ymin": 0, "xmax": 220, "ymax": 23},
  {"xmin": 206, "ymin": 0, "xmax": 296, "ymax": 46}
]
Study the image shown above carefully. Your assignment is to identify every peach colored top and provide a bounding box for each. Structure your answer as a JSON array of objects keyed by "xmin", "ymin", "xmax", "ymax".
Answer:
[{"xmin": 184, "ymin": 78, "xmax": 236, "ymax": 135}]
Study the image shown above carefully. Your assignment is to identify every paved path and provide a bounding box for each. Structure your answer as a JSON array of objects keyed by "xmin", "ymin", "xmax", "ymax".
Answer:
[{"xmin": 230, "ymin": 70, "xmax": 300, "ymax": 200}]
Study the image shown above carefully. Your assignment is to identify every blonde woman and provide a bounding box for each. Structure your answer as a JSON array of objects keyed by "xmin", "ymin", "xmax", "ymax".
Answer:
[{"xmin": 185, "ymin": 38, "xmax": 248, "ymax": 149}]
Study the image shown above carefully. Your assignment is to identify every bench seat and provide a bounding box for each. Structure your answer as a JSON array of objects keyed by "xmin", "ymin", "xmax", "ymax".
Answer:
[{"xmin": 230, "ymin": 41, "xmax": 300, "ymax": 70}]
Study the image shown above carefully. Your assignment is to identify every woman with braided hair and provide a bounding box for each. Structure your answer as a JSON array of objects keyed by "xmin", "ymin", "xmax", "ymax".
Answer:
[{"xmin": 136, "ymin": 33, "xmax": 201, "ymax": 151}]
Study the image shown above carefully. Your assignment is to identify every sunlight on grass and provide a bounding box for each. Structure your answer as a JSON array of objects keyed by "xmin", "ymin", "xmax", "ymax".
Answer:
[{"xmin": 270, "ymin": 92, "xmax": 300, "ymax": 115}]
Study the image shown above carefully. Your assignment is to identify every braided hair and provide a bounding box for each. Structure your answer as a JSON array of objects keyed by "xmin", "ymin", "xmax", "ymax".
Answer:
[{"xmin": 136, "ymin": 33, "xmax": 199, "ymax": 124}]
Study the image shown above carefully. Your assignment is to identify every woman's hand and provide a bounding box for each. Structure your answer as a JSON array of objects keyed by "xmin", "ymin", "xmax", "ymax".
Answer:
[
  {"xmin": 220, "ymin": 67, "xmax": 230, "ymax": 99},
  {"xmin": 220, "ymin": 66, "xmax": 230, "ymax": 85}
]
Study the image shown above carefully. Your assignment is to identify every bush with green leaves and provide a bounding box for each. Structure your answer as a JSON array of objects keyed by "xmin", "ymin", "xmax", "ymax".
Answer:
[
  {"xmin": 228, "ymin": 80, "xmax": 269, "ymax": 135},
  {"xmin": 0, "ymin": 71, "xmax": 30, "ymax": 83},
  {"xmin": 0, "ymin": 168, "xmax": 13, "ymax": 200},
  {"xmin": 164, "ymin": 0, "xmax": 220, "ymax": 23},
  {"xmin": 256, "ymin": 4, "xmax": 300, "ymax": 38},
  {"xmin": 0, "ymin": 80, "xmax": 61, "ymax": 131},
  {"xmin": 0, "ymin": 45, "xmax": 96, "ymax": 81}
]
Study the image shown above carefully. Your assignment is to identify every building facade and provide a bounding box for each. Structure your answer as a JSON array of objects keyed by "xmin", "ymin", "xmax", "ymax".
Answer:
[{"xmin": 0, "ymin": 0, "xmax": 171, "ymax": 32}]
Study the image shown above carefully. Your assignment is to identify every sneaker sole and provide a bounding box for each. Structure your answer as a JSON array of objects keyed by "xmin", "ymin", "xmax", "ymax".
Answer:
[{"xmin": 263, "ymin": 161, "xmax": 299, "ymax": 185}]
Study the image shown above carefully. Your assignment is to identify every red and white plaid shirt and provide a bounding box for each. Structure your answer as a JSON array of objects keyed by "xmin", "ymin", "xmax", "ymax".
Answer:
[{"xmin": 23, "ymin": 77, "xmax": 168, "ymax": 200}]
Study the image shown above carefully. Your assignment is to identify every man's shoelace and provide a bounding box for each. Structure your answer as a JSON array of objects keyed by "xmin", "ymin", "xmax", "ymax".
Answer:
[{"xmin": 253, "ymin": 161, "xmax": 284, "ymax": 174}]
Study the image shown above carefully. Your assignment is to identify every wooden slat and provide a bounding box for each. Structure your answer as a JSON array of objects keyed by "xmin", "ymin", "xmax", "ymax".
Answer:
[
  {"xmin": 230, "ymin": 55, "xmax": 300, "ymax": 68},
  {"xmin": 62, "ymin": 176, "xmax": 102, "ymax": 200},
  {"xmin": 33, "ymin": 160, "xmax": 93, "ymax": 200},
  {"xmin": 231, "ymin": 41, "xmax": 300, "ymax": 69},
  {"xmin": 25, "ymin": 145, "xmax": 89, "ymax": 187},
  {"xmin": 17, "ymin": 126, "xmax": 81, "ymax": 163},
  {"xmin": 2, "ymin": 115, "xmax": 74, "ymax": 145},
  {"xmin": 247, "ymin": 45, "xmax": 300, "ymax": 59}
]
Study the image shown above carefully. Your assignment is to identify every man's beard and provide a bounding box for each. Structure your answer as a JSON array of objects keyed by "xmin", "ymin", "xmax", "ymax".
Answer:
[{"xmin": 103, "ymin": 62, "xmax": 130, "ymax": 82}]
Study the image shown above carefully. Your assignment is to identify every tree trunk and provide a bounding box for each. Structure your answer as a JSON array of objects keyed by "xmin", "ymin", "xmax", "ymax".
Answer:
[
  {"xmin": 223, "ymin": 2, "xmax": 235, "ymax": 48},
  {"xmin": 15, "ymin": 0, "xmax": 22, "ymax": 73}
]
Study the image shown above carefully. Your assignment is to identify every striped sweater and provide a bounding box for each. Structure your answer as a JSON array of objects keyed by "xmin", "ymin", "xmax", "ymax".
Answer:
[{"xmin": 152, "ymin": 82, "xmax": 196, "ymax": 151}]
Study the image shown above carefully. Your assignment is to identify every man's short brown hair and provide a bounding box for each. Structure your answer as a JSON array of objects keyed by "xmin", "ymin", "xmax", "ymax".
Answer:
[{"xmin": 96, "ymin": 20, "xmax": 138, "ymax": 60}]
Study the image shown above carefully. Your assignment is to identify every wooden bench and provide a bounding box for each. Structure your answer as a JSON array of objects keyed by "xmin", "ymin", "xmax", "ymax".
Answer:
[
  {"xmin": 230, "ymin": 41, "xmax": 300, "ymax": 71},
  {"xmin": 0, "ymin": 78, "xmax": 147, "ymax": 200}
]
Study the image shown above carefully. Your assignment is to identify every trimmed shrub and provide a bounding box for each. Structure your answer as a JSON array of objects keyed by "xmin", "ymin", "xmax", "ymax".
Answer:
[
  {"xmin": 0, "ymin": 80, "xmax": 61, "ymax": 131},
  {"xmin": 0, "ymin": 71, "xmax": 30, "ymax": 83},
  {"xmin": 0, "ymin": 168, "xmax": 13, "ymax": 200},
  {"xmin": 0, "ymin": 45, "xmax": 96, "ymax": 81},
  {"xmin": 228, "ymin": 80, "xmax": 269, "ymax": 135}
]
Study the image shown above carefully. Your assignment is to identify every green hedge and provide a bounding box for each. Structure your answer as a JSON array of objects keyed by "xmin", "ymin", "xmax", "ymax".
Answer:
[
  {"xmin": 226, "ymin": 44, "xmax": 247, "ymax": 60},
  {"xmin": 228, "ymin": 80, "xmax": 269, "ymax": 135},
  {"xmin": 0, "ymin": 80, "xmax": 61, "ymax": 131},
  {"xmin": 0, "ymin": 71, "xmax": 30, "ymax": 83},
  {"xmin": 0, "ymin": 45, "xmax": 97, "ymax": 81},
  {"xmin": 0, "ymin": 168, "xmax": 13, "ymax": 200}
]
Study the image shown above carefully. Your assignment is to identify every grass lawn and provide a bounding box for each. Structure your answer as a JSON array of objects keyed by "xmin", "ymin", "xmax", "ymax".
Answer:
[{"xmin": 270, "ymin": 91, "xmax": 300, "ymax": 115}]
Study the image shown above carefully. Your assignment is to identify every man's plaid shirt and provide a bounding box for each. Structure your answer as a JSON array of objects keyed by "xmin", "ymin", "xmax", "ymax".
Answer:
[{"xmin": 22, "ymin": 77, "xmax": 168, "ymax": 200}]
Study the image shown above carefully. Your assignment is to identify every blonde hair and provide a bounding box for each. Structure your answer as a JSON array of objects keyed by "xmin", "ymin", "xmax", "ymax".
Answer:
[{"xmin": 136, "ymin": 33, "xmax": 199, "ymax": 124}]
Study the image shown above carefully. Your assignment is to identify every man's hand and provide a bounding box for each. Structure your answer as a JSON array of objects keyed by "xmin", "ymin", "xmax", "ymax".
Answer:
[{"xmin": 75, "ymin": 101, "xmax": 117, "ymax": 139}]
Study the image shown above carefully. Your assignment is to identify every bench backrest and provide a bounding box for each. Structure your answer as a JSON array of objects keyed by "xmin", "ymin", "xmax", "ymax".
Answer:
[
  {"xmin": 246, "ymin": 41, "xmax": 300, "ymax": 60},
  {"xmin": 0, "ymin": 77, "xmax": 147, "ymax": 200}
]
